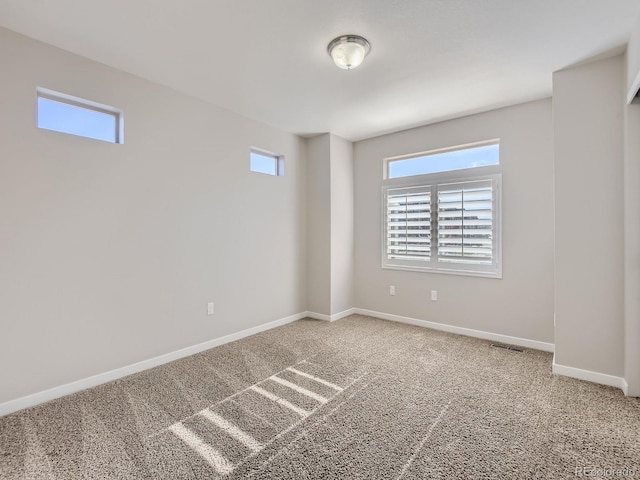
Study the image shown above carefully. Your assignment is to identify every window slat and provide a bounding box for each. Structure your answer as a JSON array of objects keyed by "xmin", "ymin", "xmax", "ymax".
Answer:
[{"xmin": 388, "ymin": 213, "xmax": 432, "ymax": 220}]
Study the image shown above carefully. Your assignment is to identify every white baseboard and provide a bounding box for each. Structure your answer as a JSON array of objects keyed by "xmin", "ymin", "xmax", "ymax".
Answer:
[
  {"xmin": 0, "ymin": 312, "xmax": 306, "ymax": 418},
  {"xmin": 9, "ymin": 308, "xmax": 630, "ymax": 416},
  {"xmin": 353, "ymin": 308, "xmax": 555, "ymax": 353},
  {"xmin": 305, "ymin": 308, "xmax": 356, "ymax": 322},
  {"xmin": 552, "ymin": 355, "xmax": 627, "ymax": 390}
]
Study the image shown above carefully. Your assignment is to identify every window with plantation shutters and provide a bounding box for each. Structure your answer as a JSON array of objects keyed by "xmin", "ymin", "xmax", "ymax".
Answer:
[
  {"xmin": 437, "ymin": 179, "xmax": 494, "ymax": 266},
  {"xmin": 382, "ymin": 173, "xmax": 501, "ymax": 277},
  {"xmin": 386, "ymin": 186, "xmax": 432, "ymax": 265}
]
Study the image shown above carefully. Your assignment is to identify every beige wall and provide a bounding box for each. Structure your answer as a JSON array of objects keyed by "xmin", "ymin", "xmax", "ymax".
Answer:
[
  {"xmin": 353, "ymin": 99, "xmax": 555, "ymax": 343},
  {"xmin": 0, "ymin": 27, "xmax": 307, "ymax": 404},
  {"xmin": 553, "ymin": 55, "xmax": 624, "ymax": 376},
  {"xmin": 329, "ymin": 134, "xmax": 354, "ymax": 315}
]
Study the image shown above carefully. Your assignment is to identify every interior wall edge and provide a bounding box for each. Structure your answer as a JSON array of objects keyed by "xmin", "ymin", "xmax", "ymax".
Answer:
[
  {"xmin": 305, "ymin": 308, "xmax": 356, "ymax": 322},
  {"xmin": 626, "ymin": 67, "xmax": 640, "ymax": 103}
]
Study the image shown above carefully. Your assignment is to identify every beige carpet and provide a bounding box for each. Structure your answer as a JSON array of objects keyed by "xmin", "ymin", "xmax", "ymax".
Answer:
[{"xmin": 1, "ymin": 314, "xmax": 639, "ymax": 479}]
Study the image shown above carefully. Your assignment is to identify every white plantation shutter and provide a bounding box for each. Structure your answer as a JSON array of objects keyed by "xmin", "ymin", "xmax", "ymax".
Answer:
[
  {"xmin": 385, "ymin": 187, "xmax": 432, "ymax": 263},
  {"xmin": 437, "ymin": 179, "xmax": 494, "ymax": 265},
  {"xmin": 382, "ymin": 174, "xmax": 501, "ymax": 277}
]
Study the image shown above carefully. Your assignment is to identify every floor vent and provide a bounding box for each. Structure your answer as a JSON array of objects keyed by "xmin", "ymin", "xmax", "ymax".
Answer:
[{"xmin": 491, "ymin": 343, "xmax": 524, "ymax": 353}]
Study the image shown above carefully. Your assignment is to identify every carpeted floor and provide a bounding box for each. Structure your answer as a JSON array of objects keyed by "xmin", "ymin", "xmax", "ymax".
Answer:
[{"xmin": 1, "ymin": 314, "xmax": 639, "ymax": 479}]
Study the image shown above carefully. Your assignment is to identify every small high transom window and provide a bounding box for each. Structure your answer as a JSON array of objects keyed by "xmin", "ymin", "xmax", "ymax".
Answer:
[
  {"xmin": 250, "ymin": 149, "xmax": 284, "ymax": 176},
  {"xmin": 386, "ymin": 140, "xmax": 499, "ymax": 179},
  {"xmin": 37, "ymin": 88, "xmax": 123, "ymax": 144}
]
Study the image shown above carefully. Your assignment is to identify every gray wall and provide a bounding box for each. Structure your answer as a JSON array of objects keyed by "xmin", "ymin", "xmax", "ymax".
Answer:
[
  {"xmin": 329, "ymin": 134, "xmax": 354, "ymax": 315},
  {"xmin": 553, "ymin": 55, "xmax": 624, "ymax": 376},
  {"xmin": 353, "ymin": 99, "xmax": 555, "ymax": 343},
  {"xmin": 624, "ymin": 98, "xmax": 640, "ymax": 395},
  {"xmin": 628, "ymin": 16, "xmax": 640, "ymax": 99},
  {"xmin": 625, "ymin": 17, "xmax": 640, "ymax": 396},
  {"xmin": 306, "ymin": 133, "xmax": 354, "ymax": 317},
  {"xmin": 0, "ymin": 27, "xmax": 307, "ymax": 404},
  {"xmin": 305, "ymin": 134, "xmax": 331, "ymax": 315}
]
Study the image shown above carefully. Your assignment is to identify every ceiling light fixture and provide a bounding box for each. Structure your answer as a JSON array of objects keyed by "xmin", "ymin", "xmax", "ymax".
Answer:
[{"xmin": 327, "ymin": 35, "xmax": 371, "ymax": 70}]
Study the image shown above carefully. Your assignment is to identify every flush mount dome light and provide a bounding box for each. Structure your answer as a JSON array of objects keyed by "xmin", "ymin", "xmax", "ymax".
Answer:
[{"xmin": 327, "ymin": 35, "xmax": 371, "ymax": 70}]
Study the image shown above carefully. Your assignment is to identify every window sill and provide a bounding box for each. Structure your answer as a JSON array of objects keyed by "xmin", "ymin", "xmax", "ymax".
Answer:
[{"xmin": 381, "ymin": 264, "xmax": 502, "ymax": 279}]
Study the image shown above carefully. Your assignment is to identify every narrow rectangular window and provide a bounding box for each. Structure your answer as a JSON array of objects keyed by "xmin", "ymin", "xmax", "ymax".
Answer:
[
  {"xmin": 37, "ymin": 88, "xmax": 123, "ymax": 144},
  {"xmin": 386, "ymin": 140, "xmax": 499, "ymax": 179},
  {"xmin": 250, "ymin": 148, "xmax": 284, "ymax": 176}
]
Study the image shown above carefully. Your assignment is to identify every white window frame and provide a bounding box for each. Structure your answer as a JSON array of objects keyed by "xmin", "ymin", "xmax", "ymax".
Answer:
[
  {"xmin": 37, "ymin": 87, "xmax": 124, "ymax": 144},
  {"xmin": 250, "ymin": 147, "xmax": 284, "ymax": 176},
  {"xmin": 382, "ymin": 160, "xmax": 502, "ymax": 279}
]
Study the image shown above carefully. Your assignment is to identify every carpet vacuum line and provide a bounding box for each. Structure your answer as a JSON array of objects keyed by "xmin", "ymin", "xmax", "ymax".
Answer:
[
  {"xmin": 155, "ymin": 357, "xmax": 363, "ymax": 477},
  {"xmin": 395, "ymin": 400, "xmax": 453, "ymax": 480}
]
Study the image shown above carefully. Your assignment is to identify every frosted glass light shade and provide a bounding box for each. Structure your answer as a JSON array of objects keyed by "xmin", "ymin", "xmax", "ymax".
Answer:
[{"xmin": 328, "ymin": 35, "xmax": 371, "ymax": 70}]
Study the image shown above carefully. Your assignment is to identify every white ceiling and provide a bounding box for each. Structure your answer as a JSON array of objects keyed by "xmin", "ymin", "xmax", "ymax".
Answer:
[{"xmin": 1, "ymin": 0, "xmax": 639, "ymax": 141}]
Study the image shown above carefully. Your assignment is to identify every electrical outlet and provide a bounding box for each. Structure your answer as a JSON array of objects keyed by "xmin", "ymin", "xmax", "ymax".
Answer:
[
  {"xmin": 431, "ymin": 290, "xmax": 437, "ymax": 301},
  {"xmin": 207, "ymin": 302, "xmax": 214, "ymax": 315},
  {"xmin": 390, "ymin": 285, "xmax": 396, "ymax": 296}
]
